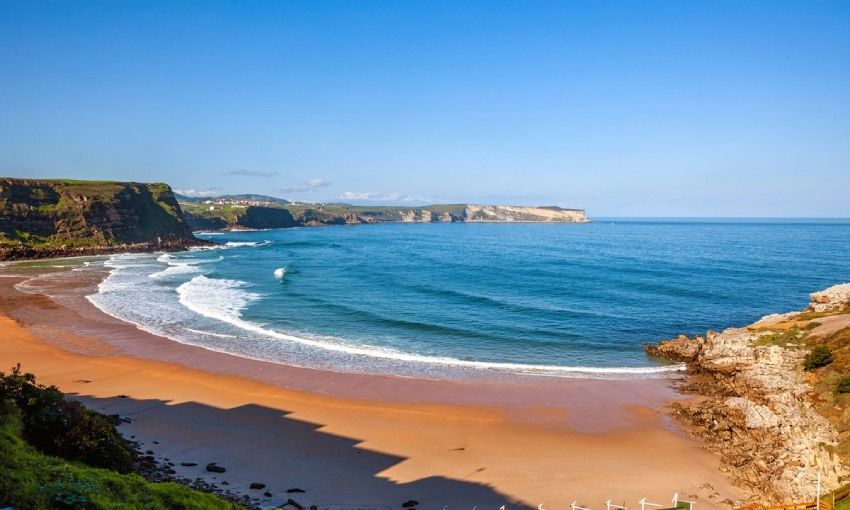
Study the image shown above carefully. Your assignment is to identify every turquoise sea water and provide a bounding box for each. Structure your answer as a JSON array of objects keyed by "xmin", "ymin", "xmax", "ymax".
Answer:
[{"xmin": 87, "ymin": 219, "xmax": 850, "ymax": 378}]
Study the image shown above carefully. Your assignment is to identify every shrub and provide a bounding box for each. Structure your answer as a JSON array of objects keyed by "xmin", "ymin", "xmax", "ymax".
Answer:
[
  {"xmin": 0, "ymin": 364, "xmax": 133, "ymax": 472},
  {"xmin": 39, "ymin": 471, "xmax": 96, "ymax": 510},
  {"xmin": 804, "ymin": 345, "xmax": 834, "ymax": 371},
  {"xmin": 0, "ymin": 396, "xmax": 241, "ymax": 510},
  {"xmin": 837, "ymin": 377, "xmax": 850, "ymax": 394}
]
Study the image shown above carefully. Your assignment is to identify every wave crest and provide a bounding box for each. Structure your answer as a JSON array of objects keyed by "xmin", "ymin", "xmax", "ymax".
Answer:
[{"xmin": 175, "ymin": 274, "xmax": 684, "ymax": 378}]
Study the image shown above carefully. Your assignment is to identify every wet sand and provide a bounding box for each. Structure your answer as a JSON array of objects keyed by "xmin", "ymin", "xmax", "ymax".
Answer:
[{"xmin": 0, "ymin": 260, "xmax": 744, "ymax": 508}]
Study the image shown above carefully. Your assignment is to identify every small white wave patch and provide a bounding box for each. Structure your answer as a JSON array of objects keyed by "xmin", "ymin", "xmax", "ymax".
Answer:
[
  {"xmin": 274, "ymin": 267, "xmax": 286, "ymax": 279},
  {"xmin": 225, "ymin": 241, "xmax": 270, "ymax": 248},
  {"xmin": 150, "ymin": 252, "xmax": 224, "ymax": 279},
  {"xmin": 150, "ymin": 264, "xmax": 202, "ymax": 279},
  {"xmin": 188, "ymin": 240, "xmax": 271, "ymax": 252},
  {"xmin": 177, "ymin": 276, "xmax": 261, "ymax": 326},
  {"xmin": 185, "ymin": 327, "xmax": 238, "ymax": 339}
]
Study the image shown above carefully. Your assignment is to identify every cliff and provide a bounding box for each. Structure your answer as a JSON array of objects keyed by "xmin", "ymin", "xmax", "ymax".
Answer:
[
  {"xmin": 0, "ymin": 178, "xmax": 200, "ymax": 260},
  {"xmin": 462, "ymin": 204, "xmax": 587, "ymax": 222},
  {"xmin": 181, "ymin": 201, "xmax": 588, "ymax": 231},
  {"xmin": 646, "ymin": 284, "xmax": 850, "ymax": 503}
]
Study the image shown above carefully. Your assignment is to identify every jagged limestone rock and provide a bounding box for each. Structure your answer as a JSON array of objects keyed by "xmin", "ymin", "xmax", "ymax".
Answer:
[{"xmin": 648, "ymin": 284, "xmax": 850, "ymax": 502}]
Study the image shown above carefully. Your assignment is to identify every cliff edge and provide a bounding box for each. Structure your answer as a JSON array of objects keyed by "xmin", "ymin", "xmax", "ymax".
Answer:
[
  {"xmin": 181, "ymin": 200, "xmax": 588, "ymax": 231},
  {"xmin": 647, "ymin": 284, "xmax": 850, "ymax": 503},
  {"xmin": 0, "ymin": 178, "xmax": 200, "ymax": 260}
]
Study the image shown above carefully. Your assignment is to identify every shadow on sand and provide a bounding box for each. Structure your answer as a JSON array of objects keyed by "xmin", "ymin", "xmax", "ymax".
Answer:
[{"xmin": 71, "ymin": 393, "xmax": 535, "ymax": 510}]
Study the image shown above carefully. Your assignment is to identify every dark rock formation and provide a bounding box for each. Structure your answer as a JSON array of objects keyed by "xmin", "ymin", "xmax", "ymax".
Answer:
[
  {"xmin": 237, "ymin": 206, "xmax": 298, "ymax": 229},
  {"xmin": 0, "ymin": 178, "xmax": 203, "ymax": 260},
  {"xmin": 205, "ymin": 462, "xmax": 226, "ymax": 473},
  {"xmin": 644, "ymin": 334, "xmax": 702, "ymax": 362},
  {"xmin": 183, "ymin": 213, "xmax": 228, "ymax": 231}
]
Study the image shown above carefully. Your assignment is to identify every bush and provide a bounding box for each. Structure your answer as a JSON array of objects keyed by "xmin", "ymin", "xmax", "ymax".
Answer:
[
  {"xmin": 804, "ymin": 345, "xmax": 834, "ymax": 371},
  {"xmin": 837, "ymin": 377, "xmax": 850, "ymax": 394},
  {"xmin": 0, "ymin": 397, "xmax": 241, "ymax": 510},
  {"xmin": 0, "ymin": 364, "xmax": 133, "ymax": 472},
  {"xmin": 39, "ymin": 471, "xmax": 96, "ymax": 510}
]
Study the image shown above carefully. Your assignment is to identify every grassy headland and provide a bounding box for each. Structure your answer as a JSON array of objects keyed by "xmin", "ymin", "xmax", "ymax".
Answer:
[{"xmin": 0, "ymin": 178, "xmax": 199, "ymax": 259}]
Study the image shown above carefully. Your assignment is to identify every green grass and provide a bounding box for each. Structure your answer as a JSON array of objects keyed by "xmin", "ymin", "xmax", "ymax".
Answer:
[
  {"xmin": 0, "ymin": 366, "xmax": 243, "ymax": 510},
  {"xmin": 1, "ymin": 178, "xmax": 193, "ymax": 254},
  {"xmin": 805, "ymin": 345, "xmax": 835, "ymax": 371},
  {"xmin": 835, "ymin": 496, "xmax": 850, "ymax": 510},
  {"xmin": 0, "ymin": 410, "xmax": 241, "ymax": 510},
  {"xmin": 754, "ymin": 326, "xmax": 809, "ymax": 347}
]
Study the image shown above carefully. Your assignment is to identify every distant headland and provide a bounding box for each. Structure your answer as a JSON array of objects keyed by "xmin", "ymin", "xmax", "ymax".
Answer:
[{"xmin": 0, "ymin": 178, "xmax": 587, "ymax": 260}]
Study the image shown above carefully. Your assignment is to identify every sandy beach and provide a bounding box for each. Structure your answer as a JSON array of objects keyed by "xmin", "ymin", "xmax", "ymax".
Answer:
[{"xmin": 0, "ymin": 260, "xmax": 744, "ymax": 509}]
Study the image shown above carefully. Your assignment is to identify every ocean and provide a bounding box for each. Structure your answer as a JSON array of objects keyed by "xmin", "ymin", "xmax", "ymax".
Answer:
[{"xmin": 86, "ymin": 219, "xmax": 850, "ymax": 379}]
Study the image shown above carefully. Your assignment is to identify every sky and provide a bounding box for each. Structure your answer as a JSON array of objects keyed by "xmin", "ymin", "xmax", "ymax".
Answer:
[{"xmin": 1, "ymin": 1, "xmax": 848, "ymax": 217}]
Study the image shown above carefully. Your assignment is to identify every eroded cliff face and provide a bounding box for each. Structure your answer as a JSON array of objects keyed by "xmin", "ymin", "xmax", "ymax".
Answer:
[
  {"xmin": 183, "ymin": 203, "xmax": 588, "ymax": 230},
  {"xmin": 647, "ymin": 284, "xmax": 850, "ymax": 502},
  {"xmin": 0, "ymin": 178, "xmax": 199, "ymax": 259},
  {"xmin": 463, "ymin": 205, "xmax": 587, "ymax": 223}
]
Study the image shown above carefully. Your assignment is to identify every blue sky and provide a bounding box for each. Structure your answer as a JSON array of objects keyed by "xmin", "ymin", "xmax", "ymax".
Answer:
[{"xmin": 1, "ymin": 1, "xmax": 848, "ymax": 216}]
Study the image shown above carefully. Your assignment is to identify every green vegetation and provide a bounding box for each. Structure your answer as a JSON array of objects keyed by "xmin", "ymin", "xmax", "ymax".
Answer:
[
  {"xmin": 797, "ymin": 324, "xmax": 850, "ymax": 466},
  {"xmin": 0, "ymin": 365, "xmax": 133, "ymax": 472},
  {"xmin": 0, "ymin": 178, "xmax": 196, "ymax": 257},
  {"xmin": 0, "ymin": 365, "xmax": 242, "ymax": 510},
  {"xmin": 179, "ymin": 199, "xmax": 470, "ymax": 230},
  {"xmin": 837, "ymin": 377, "xmax": 850, "ymax": 394},
  {"xmin": 754, "ymin": 325, "xmax": 811, "ymax": 347},
  {"xmin": 805, "ymin": 345, "xmax": 834, "ymax": 370}
]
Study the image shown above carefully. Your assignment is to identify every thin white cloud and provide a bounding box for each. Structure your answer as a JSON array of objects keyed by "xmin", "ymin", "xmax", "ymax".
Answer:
[
  {"xmin": 174, "ymin": 188, "xmax": 220, "ymax": 198},
  {"xmin": 228, "ymin": 169, "xmax": 277, "ymax": 177},
  {"xmin": 275, "ymin": 178, "xmax": 332, "ymax": 193},
  {"xmin": 339, "ymin": 191, "xmax": 433, "ymax": 203}
]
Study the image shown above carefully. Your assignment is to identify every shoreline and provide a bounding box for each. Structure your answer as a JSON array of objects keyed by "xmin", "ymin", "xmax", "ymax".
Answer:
[
  {"xmin": 0, "ymin": 238, "xmax": 210, "ymax": 262},
  {"xmin": 645, "ymin": 283, "xmax": 850, "ymax": 502},
  {"xmin": 27, "ymin": 250, "xmax": 687, "ymax": 382},
  {"xmin": 0, "ymin": 261, "xmax": 744, "ymax": 507}
]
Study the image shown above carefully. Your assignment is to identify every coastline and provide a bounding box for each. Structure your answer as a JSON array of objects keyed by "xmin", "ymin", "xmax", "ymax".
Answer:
[
  {"xmin": 646, "ymin": 284, "xmax": 850, "ymax": 502},
  {"xmin": 0, "ymin": 238, "xmax": 210, "ymax": 262},
  {"xmin": 0, "ymin": 260, "xmax": 743, "ymax": 508}
]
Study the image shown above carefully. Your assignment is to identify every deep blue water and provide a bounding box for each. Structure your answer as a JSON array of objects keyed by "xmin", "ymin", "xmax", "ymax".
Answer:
[{"xmin": 88, "ymin": 219, "xmax": 850, "ymax": 378}]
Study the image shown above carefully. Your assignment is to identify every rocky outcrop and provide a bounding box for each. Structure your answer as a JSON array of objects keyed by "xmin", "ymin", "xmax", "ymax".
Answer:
[
  {"xmin": 647, "ymin": 284, "xmax": 850, "ymax": 502},
  {"xmin": 463, "ymin": 205, "xmax": 587, "ymax": 223},
  {"xmin": 0, "ymin": 178, "xmax": 201, "ymax": 260},
  {"xmin": 398, "ymin": 210, "xmax": 434, "ymax": 223},
  {"xmin": 183, "ymin": 213, "xmax": 228, "ymax": 231},
  {"xmin": 236, "ymin": 206, "xmax": 298, "ymax": 229},
  {"xmin": 809, "ymin": 284, "xmax": 850, "ymax": 313}
]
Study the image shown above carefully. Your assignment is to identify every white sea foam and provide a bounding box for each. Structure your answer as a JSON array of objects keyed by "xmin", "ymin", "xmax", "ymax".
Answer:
[
  {"xmin": 177, "ymin": 275, "xmax": 261, "ymax": 324},
  {"xmin": 149, "ymin": 263, "xmax": 203, "ymax": 279},
  {"xmin": 274, "ymin": 267, "xmax": 286, "ymax": 279},
  {"xmin": 175, "ymin": 274, "xmax": 685, "ymax": 378},
  {"xmin": 225, "ymin": 241, "xmax": 271, "ymax": 248},
  {"xmin": 148, "ymin": 252, "xmax": 225, "ymax": 279},
  {"xmin": 185, "ymin": 327, "xmax": 238, "ymax": 339},
  {"xmin": 84, "ymin": 254, "xmax": 685, "ymax": 380},
  {"xmin": 188, "ymin": 240, "xmax": 270, "ymax": 252}
]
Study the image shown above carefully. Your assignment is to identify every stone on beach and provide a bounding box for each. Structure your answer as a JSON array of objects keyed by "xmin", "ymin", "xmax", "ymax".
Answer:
[{"xmin": 205, "ymin": 462, "xmax": 226, "ymax": 473}]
